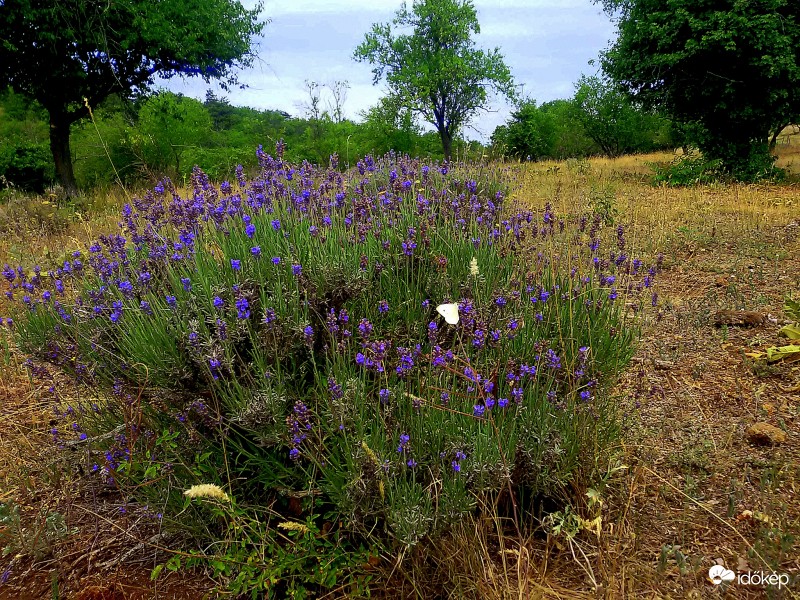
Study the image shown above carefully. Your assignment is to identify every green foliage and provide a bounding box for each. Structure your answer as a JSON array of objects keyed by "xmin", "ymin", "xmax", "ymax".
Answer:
[
  {"xmin": 0, "ymin": 143, "xmax": 54, "ymax": 194},
  {"xmin": 492, "ymin": 101, "xmax": 558, "ymax": 161},
  {"xmin": 573, "ymin": 75, "xmax": 674, "ymax": 157},
  {"xmin": 358, "ymin": 97, "xmax": 438, "ymax": 160},
  {"xmin": 779, "ymin": 295, "xmax": 800, "ymax": 339},
  {"xmin": 0, "ymin": 89, "xmax": 53, "ymax": 192},
  {"xmin": 0, "ymin": 500, "xmax": 75, "ymax": 560},
  {"xmin": 10, "ymin": 149, "xmax": 656, "ymax": 594},
  {"xmin": 541, "ymin": 100, "xmax": 600, "ymax": 159},
  {"xmin": 492, "ymin": 80, "xmax": 676, "ymax": 162},
  {"xmin": 0, "ymin": 0, "xmax": 265, "ymax": 193},
  {"xmin": 650, "ymin": 153, "xmax": 724, "ymax": 187},
  {"xmin": 354, "ymin": 0, "xmax": 515, "ymax": 159},
  {"xmin": 587, "ymin": 185, "xmax": 619, "ymax": 226},
  {"xmin": 0, "ymin": 87, "xmax": 458, "ymax": 189},
  {"xmin": 153, "ymin": 509, "xmax": 374, "ymax": 598},
  {"xmin": 132, "ymin": 93, "xmax": 213, "ymax": 179},
  {"xmin": 598, "ymin": 0, "xmax": 800, "ymax": 180}
]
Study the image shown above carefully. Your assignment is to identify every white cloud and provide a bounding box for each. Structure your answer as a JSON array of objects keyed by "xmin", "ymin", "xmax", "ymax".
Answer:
[{"xmin": 163, "ymin": 0, "xmax": 614, "ymax": 142}]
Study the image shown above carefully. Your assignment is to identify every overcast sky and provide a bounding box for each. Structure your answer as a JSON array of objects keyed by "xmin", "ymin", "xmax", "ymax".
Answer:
[{"xmin": 163, "ymin": 0, "xmax": 615, "ymax": 141}]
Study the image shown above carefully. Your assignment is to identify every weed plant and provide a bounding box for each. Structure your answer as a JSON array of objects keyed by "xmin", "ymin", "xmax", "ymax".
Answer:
[{"xmin": 1, "ymin": 143, "xmax": 660, "ymax": 595}]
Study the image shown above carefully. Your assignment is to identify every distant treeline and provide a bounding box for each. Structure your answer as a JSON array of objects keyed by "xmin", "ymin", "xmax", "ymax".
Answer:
[
  {"xmin": 491, "ymin": 76, "xmax": 682, "ymax": 161},
  {"xmin": 1, "ymin": 77, "xmax": 682, "ymax": 194},
  {"xmin": 0, "ymin": 88, "xmax": 470, "ymax": 193}
]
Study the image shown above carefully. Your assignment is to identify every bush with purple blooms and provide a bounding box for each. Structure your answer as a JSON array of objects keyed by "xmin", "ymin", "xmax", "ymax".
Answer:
[{"xmin": 3, "ymin": 142, "xmax": 660, "ymax": 592}]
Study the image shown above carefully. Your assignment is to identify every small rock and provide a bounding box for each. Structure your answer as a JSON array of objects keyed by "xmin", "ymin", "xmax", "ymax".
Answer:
[{"xmin": 746, "ymin": 423, "xmax": 787, "ymax": 446}]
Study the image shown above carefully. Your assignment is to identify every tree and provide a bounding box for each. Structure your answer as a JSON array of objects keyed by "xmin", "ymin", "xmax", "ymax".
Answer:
[
  {"xmin": 360, "ymin": 96, "xmax": 426, "ymax": 157},
  {"xmin": 354, "ymin": 0, "xmax": 515, "ymax": 161},
  {"xmin": 491, "ymin": 101, "xmax": 557, "ymax": 161},
  {"xmin": 326, "ymin": 80, "xmax": 351, "ymax": 124},
  {"xmin": 205, "ymin": 91, "xmax": 238, "ymax": 132},
  {"xmin": 539, "ymin": 100, "xmax": 599, "ymax": 159},
  {"xmin": 0, "ymin": 0, "xmax": 264, "ymax": 196},
  {"xmin": 134, "ymin": 93, "xmax": 213, "ymax": 179},
  {"xmin": 573, "ymin": 75, "xmax": 673, "ymax": 157},
  {"xmin": 597, "ymin": 0, "xmax": 800, "ymax": 179}
]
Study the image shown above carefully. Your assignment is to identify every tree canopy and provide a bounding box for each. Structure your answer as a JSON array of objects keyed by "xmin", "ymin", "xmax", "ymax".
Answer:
[
  {"xmin": 354, "ymin": 0, "xmax": 515, "ymax": 161},
  {"xmin": 0, "ymin": 0, "xmax": 265, "ymax": 195},
  {"xmin": 597, "ymin": 0, "xmax": 800, "ymax": 179},
  {"xmin": 573, "ymin": 75, "xmax": 672, "ymax": 158}
]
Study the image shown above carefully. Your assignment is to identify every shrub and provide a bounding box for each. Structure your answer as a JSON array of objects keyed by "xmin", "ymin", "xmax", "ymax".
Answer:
[
  {"xmin": 0, "ymin": 142, "xmax": 54, "ymax": 193},
  {"xmin": 650, "ymin": 153, "xmax": 725, "ymax": 187},
  {"xmin": 3, "ymin": 143, "xmax": 660, "ymax": 595}
]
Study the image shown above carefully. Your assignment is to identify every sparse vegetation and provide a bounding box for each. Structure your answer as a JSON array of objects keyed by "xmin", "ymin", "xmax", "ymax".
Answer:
[
  {"xmin": 0, "ymin": 147, "xmax": 797, "ymax": 597},
  {"xmin": 1, "ymin": 0, "xmax": 799, "ymax": 596}
]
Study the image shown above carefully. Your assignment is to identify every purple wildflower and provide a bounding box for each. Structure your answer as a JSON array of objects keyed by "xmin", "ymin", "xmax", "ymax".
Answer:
[{"xmin": 235, "ymin": 297, "xmax": 250, "ymax": 319}]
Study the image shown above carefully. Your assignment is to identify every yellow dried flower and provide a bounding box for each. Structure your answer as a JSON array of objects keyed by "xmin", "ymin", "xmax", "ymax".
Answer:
[
  {"xmin": 361, "ymin": 440, "xmax": 380, "ymax": 466},
  {"xmin": 183, "ymin": 483, "xmax": 229, "ymax": 501},
  {"xmin": 403, "ymin": 391, "xmax": 427, "ymax": 406},
  {"xmin": 469, "ymin": 256, "xmax": 479, "ymax": 276},
  {"xmin": 278, "ymin": 521, "xmax": 311, "ymax": 534}
]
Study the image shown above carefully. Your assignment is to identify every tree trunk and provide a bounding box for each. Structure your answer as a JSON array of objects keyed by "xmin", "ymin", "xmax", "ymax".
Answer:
[
  {"xmin": 439, "ymin": 127, "xmax": 453, "ymax": 162},
  {"xmin": 49, "ymin": 113, "xmax": 79, "ymax": 197},
  {"xmin": 769, "ymin": 124, "xmax": 786, "ymax": 151}
]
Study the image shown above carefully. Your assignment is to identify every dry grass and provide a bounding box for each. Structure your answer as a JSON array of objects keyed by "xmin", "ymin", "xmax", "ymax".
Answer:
[{"xmin": 1, "ymin": 149, "xmax": 798, "ymax": 598}]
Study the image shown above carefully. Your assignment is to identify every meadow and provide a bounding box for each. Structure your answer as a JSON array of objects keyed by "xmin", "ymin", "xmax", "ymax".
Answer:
[{"xmin": 0, "ymin": 141, "xmax": 798, "ymax": 599}]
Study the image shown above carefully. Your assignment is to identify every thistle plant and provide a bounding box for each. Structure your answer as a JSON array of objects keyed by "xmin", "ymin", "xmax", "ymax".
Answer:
[{"xmin": 2, "ymin": 143, "xmax": 660, "ymax": 590}]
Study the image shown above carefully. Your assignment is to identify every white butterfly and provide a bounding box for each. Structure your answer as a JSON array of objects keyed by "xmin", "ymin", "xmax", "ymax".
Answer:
[{"xmin": 436, "ymin": 303, "xmax": 459, "ymax": 325}]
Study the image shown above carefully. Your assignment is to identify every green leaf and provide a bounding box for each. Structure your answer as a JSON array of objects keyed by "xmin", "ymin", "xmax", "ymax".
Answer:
[
  {"xmin": 150, "ymin": 564, "xmax": 165, "ymax": 581},
  {"xmin": 766, "ymin": 344, "xmax": 800, "ymax": 363},
  {"xmin": 784, "ymin": 296, "xmax": 800, "ymax": 322},
  {"xmin": 778, "ymin": 324, "xmax": 800, "ymax": 339},
  {"xmin": 166, "ymin": 555, "xmax": 182, "ymax": 572}
]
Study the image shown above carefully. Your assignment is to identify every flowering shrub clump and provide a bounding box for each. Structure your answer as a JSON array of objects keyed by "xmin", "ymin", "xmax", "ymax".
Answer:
[{"xmin": 3, "ymin": 143, "xmax": 659, "ymax": 571}]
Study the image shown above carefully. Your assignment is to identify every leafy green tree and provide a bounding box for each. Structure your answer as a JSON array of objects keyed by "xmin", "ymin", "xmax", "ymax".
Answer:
[
  {"xmin": 597, "ymin": 0, "xmax": 800, "ymax": 179},
  {"xmin": 354, "ymin": 0, "xmax": 515, "ymax": 161},
  {"xmin": 0, "ymin": 88, "xmax": 53, "ymax": 192},
  {"xmin": 204, "ymin": 91, "xmax": 238, "ymax": 132},
  {"xmin": 132, "ymin": 93, "xmax": 213, "ymax": 180},
  {"xmin": 0, "ymin": 0, "xmax": 264, "ymax": 195},
  {"xmin": 359, "ymin": 97, "xmax": 426, "ymax": 157},
  {"xmin": 492, "ymin": 101, "xmax": 557, "ymax": 160},
  {"xmin": 539, "ymin": 100, "xmax": 599, "ymax": 159},
  {"xmin": 573, "ymin": 75, "xmax": 672, "ymax": 157}
]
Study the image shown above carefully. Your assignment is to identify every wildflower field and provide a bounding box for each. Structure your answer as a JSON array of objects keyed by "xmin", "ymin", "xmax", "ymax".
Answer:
[{"xmin": 0, "ymin": 143, "xmax": 798, "ymax": 598}]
